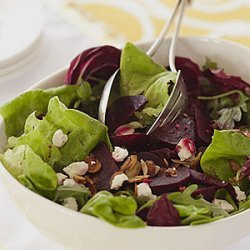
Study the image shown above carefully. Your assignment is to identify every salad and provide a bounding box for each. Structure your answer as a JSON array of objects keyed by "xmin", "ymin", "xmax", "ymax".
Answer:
[{"xmin": 1, "ymin": 42, "xmax": 250, "ymax": 228}]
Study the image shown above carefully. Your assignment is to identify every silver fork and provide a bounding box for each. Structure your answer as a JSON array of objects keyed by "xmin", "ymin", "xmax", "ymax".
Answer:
[
  {"xmin": 98, "ymin": 0, "xmax": 189, "ymax": 134},
  {"xmin": 146, "ymin": 0, "xmax": 188, "ymax": 135}
]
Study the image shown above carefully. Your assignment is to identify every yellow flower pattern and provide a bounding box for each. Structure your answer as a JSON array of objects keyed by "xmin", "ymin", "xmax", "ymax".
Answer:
[{"xmin": 58, "ymin": 0, "xmax": 250, "ymax": 47}]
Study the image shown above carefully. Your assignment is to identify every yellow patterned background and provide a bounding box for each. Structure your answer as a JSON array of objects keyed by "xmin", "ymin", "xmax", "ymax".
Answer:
[{"xmin": 47, "ymin": 0, "xmax": 250, "ymax": 46}]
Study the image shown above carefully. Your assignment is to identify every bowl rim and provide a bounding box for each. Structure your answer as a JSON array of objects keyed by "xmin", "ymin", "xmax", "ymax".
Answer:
[{"xmin": 1, "ymin": 36, "xmax": 250, "ymax": 231}]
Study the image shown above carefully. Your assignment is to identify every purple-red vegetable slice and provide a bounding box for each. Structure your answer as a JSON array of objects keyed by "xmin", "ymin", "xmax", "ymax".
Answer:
[
  {"xmin": 106, "ymin": 95, "xmax": 148, "ymax": 133},
  {"xmin": 110, "ymin": 133, "xmax": 148, "ymax": 152},
  {"xmin": 193, "ymin": 102, "xmax": 213, "ymax": 145},
  {"xmin": 90, "ymin": 143, "xmax": 119, "ymax": 191},
  {"xmin": 64, "ymin": 45, "xmax": 121, "ymax": 85},
  {"xmin": 149, "ymin": 166, "xmax": 191, "ymax": 195},
  {"xmin": 147, "ymin": 195, "xmax": 181, "ymax": 226},
  {"xmin": 149, "ymin": 114, "xmax": 195, "ymax": 149}
]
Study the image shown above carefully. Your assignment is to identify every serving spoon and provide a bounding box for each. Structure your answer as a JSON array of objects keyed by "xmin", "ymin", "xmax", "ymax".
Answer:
[{"xmin": 98, "ymin": 0, "xmax": 189, "ymax": 134}]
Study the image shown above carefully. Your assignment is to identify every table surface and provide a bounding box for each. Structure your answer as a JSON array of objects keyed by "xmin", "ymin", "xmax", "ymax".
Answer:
[{"xmin": 0, "ymin": 1, "xmax": 249, "ymax": 249}]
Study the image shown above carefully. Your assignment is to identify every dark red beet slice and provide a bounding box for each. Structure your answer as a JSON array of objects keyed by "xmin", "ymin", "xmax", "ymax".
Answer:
[
  {"xmin": 149, "ymin": 167, "xmax": 191, "ymax": 195},
  {"xmin": 203, "ymin": 69, "xmax": 250, "ymax": 95},
  {"xmin": 193, "ymin": 102, "xmax": 213, "ymax": 144},
  {"xmin": 137, "ymin": 207, "xmax": 150, "ymax": 221},
  {"xmin": 137, "ymin": 152, "xmax": 166, "ymax": 168},
  {"xmin": 191, "ymin": 186, "xmax": 216, "ymax": 202},
  {"xmin": 106, "ymin": 95, "xmax": 148, "ymax": 132},
  {"xmin": 64, "ymin": 45, "xmax": 121, "ymax": 85},
  {"xmin": 151, "ymin": 147, "xmax": 177, "ymax": 162},
  {"xmin": 147, "ymin": 195, "xmax": 181, "ymax": 226},
  {"xmin": 149, "ymin": 114, "xmax": 195, "ymax": 149},
  {"xmin": 90, "ymin": 143, "xmax": 119, "ymax": 191},
  {"xmin": 189, "ymin": 169, "xmax": 237, "ymax": 203},
  {"xmin": 110, "ymin": 133, "xmax": 148, "ymax": 152},
  {"xmin": 176, "ymin": 57, "xmax": 202, "ymax": 98}
]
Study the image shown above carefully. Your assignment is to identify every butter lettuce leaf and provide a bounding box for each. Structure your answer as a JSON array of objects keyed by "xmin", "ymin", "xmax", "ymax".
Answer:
[
  {"xmin": 0, "ymin": 83, "xmax": 92, "ymax": 137},
  {"xmin": 135, "ymin": 71, "xmax": 176, "ymax": 125},
  {"xmin": 54, "ymin": 185, "xmax": 90, "ymax": 208},
  {"xmin": 9, "ymin": 97, "xmax": 111, "ymax": 169},
  {"xmin": 201, "ymin": 130, "xmax": 250, "ymax": 181},
  {"xmin": 119, "ymin": 42, "xmax": 166, "ymax": 96},
  {"xmin": 81, "ymin": 191, "xmax": 145, "ymax": 228},
  {"xmin": 0, "ymin": 145, "xmax": 58, "ymax": 199}
]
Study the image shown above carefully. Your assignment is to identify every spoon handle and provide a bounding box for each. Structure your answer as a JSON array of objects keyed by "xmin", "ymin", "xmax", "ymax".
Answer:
[
  {"xmin": 169, "ymin": 0, "xmax": 187, "ymax": 73},
  {"xmin": 146, "ymin": 0, "xmax": 182, "ymax": 57}
]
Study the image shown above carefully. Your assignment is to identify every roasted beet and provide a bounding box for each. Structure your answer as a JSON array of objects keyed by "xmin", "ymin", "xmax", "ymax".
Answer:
[
  {"xmin": 150, "ymin": 147, "xmax": 177, "ymax": 162},
  {"xmin": 137, "ymin": 152, "xmax": 166, "ymax": 168},
  {"xmin": 149, "ymin": 114, "xmax": 195, "ymax": 149},
  {"xmin": 90, "ymin": 143, "xmax": 119, "ymax": 191},
  {"xmin": 191, "ymin": 186, "xmax": 216, "ymax": 202},
  {"xmin": 64, "ymin": 45, "xmax": 121, "ymax": 85},
  {"xmin": 203, "ymin": 69, "xmax": 250, "ymax": 95},
  {"xmin": 110, "ymin": 133, "xmax": 148, "ymax": 152},
  {"xmin": 147, "ymin": 195, "xmax": 181, "ymax": 226},
  {"xmin": 106, "ymin": 95, "xmax": 147, "ymax": 132},
  {"xmin": 176, "ymin": 57, "xmax": 202, "ymax": 98},
  {"xmin": 149, "ymin": 167, "xmax": 191, "ymax": 195},
  {"xmin": 193, "ymin": 102, "xmax": 213, "ymax": 145}
]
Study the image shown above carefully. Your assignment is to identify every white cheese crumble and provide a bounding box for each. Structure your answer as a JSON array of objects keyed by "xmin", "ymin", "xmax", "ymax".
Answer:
[
  {"xmin": 136, "ymin": 183, "xmax": 156, "ymax": 200},
  {"xmin": 213, "ymin": 198, "xmax": 234, "ymax": 212},
  {"xmin": 63, "ymin": 161, "xmax": 89, "ymax": 178},
  {"xmin": 52, "ymin": 129, "xmax": 68, "ymax": 147},
  {"xmin": 110, "ymin": 173, "xmax": 128, "ymax": 190},
  {"xmin": 63, "ymin": 178, "xmax": 78, "ymax": 187},
  {"xmin": 62, "ymin": 197, "xmax": 78, "ymax": 211},
  {"xmin": 176, "ymin": 138, "xmax": 196, "ymax": 161},
  {"xmin": 233, "ymin": 186, "xmax": 246, "ymax": 201},
  {"xmin": 56, "ymin": 173, "xmax": 68, "ymax": 185},
  {"xmin": 112, "ymin": 146, "xmax": 129, "ymax": 162}
]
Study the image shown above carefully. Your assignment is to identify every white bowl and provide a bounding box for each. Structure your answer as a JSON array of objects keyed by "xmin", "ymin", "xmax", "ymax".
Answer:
[{"xmin": 0, "ymin": 37, "xmax": 250, "ymax": 250}]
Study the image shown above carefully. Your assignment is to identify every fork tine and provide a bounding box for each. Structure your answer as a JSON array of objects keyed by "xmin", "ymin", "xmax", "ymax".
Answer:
[{"xmin": 159, "ymin": 91, "xmax": 182, "ymax": 127}]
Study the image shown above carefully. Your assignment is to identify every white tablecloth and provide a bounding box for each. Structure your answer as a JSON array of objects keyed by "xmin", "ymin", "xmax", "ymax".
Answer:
[{"xmin": 0, "ymin": 3, "xmax": 249, "ymax": 250}]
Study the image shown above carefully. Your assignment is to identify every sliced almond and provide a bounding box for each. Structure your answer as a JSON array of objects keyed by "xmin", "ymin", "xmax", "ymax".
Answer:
[
  {"xmin": 128, "ymin": 175, "xmax": 150, "ymax": 183},
  {"xmin": 85, "ymin": 154, "xmax": 102, "ymax": 173},
  {"xmin": 120, "ymin": 155, "xmax": 141, "ymax": 178},
  {"xmin": 166, "ymin": 167, "xmax": 178, "ymax": 177}
]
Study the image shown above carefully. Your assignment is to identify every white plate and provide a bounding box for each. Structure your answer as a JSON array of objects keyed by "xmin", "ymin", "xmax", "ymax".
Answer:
[{"xmin": 0, "ymin": 0, "xmax": 44, "ymax": 75}]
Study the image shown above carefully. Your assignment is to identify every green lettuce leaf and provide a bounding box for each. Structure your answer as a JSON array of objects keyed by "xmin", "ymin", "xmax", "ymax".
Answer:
[
  {"xmin": 0, "ymin": 145, "xmax": 58, "ymax": 199},
  {"xmin": 201, "ymin": 130, "xmax": 250, "ymax": 181},
  {"xmin": 9, "ymin": 97, "xmax": 111, "ymax": 169},
  {"xmin": 54, "ymin": 185, "xmax": 90, "ymax": 208},
  {"xmin": 0, "ymin": 83, "xmax": 92, "ymax": 137},
  {"xmin": 168, "ymin": 185, "xmax": 228, "ymax": 217},
  {"xmin": 119, "ymin": 42, "xmax": 166, "ymax": 96},
  {"xmin": 135, "ymin": 71, "xmax": 176, "ymax": 125},
  {"xmin": 81, "ymin": 191, "xmax": 145, "ymax": 228}
]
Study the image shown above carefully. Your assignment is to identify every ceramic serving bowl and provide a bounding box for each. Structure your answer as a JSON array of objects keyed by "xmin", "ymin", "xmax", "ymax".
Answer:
[{"xmin": 0, "ymin": 37, "xmax": 250, "ymax": 250}]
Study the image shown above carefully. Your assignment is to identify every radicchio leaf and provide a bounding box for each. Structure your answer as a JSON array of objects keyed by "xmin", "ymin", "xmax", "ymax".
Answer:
[
  {"xmin": 188, "ymin": 168, "xmax": 237, "ymax": 203},
  {"xmin": 176, "ymin": 57, "xmax": 202, "ymax": 98},
  {"xmin": 146, "ymin": 195, "xmax": 181, "ymax": 226},
  {"xmin": 65, "ymin": 45, "xmax": 121, "ymax": 85},
  {"xmin": 203, "ymin": 69, "xmax": 250, "ymax": 96}
]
